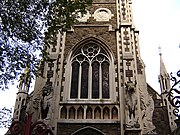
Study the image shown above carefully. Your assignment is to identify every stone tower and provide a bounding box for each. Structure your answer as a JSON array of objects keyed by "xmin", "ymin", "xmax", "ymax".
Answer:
[
  {"xmin": 27, "ymin": 0, "xmax": 157, "ymax": 134},
  {"xmin": 158, "ymin": 52, "xmax": 176, "ymax": 131},
  {"xmin": 13, "ymin": 65, "xmax": 31, "ymax": 121}
]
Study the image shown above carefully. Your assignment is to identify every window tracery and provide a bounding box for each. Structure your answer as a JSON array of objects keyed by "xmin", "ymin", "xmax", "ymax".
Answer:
[{"xmin": 70, "ymin": 43, "xmax": 110, "ymax": 99}]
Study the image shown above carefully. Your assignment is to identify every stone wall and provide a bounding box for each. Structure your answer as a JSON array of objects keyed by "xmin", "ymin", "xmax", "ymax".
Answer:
[
  {"xmin": 64, "ymin": 27, "xmax": 117, "ymax": 60},
  {"xmin": 153, "ymin": 107, "xmax": 171, "ymax": 135},
  {"xmin": 147, "ymin": 84, "xmax": 171, "ymax": 135}
]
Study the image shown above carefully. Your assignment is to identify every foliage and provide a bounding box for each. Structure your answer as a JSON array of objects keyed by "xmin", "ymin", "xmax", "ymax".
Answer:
[
  {"xmin": 0, "ymin": 107, "xmax": 12, "ymax": 128},
  {"xmin": 0, "ymin": 0, "xmax": 92, "ymax": 90}
]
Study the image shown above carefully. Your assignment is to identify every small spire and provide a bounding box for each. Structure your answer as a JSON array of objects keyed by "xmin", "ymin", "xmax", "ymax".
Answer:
[
  {"xmin": 18, "ymin": 59, "xmax": 31, "ymax": 92},
  {"xmin": 158, "ymin": 46, "xmax": 162, "ymax": 56},
  {"xmin": 159, "ymin": 47, "xmax": 168, "ymax": 77}
]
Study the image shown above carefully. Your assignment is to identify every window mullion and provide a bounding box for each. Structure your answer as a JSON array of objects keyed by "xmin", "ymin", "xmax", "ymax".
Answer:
[
  {"xmin": 89, "ymin": 64, "xmax": 92, "ymax": 99},
  {"xmin": 78, "ymin": 63, "xmax": 82, "ymax": 99},
  {"xmin": 99, "ymin": 63, "xmax": 102, "ymax": 99}
]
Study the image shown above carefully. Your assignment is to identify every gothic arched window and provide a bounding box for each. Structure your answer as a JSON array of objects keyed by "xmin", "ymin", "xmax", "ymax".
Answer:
[{"xmin": 70, "ymin": 42, "xmax": 110, "ymax": 99}]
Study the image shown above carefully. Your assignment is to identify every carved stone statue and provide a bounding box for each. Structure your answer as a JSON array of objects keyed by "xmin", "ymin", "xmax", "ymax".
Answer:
[
  {"xmin": 41, "ymin": 100, "xmax": 50, "ymax": 119},
  {"xmin": 125, "ymin": 81, "xmax": 138, "ymax": 127},
  {"xmin": 40, "ymin": 83, "xmax": 53, "ymax": 120},
  {"xmin": 139, "ymin": 88, "xmax": 156, "ymax": 134},
  {"xmin": 42, "ymin": 83, "xmax": 53, "ymax": 99}
]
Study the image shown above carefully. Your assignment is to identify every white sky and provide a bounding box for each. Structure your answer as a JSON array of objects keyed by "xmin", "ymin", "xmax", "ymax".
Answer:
[
  {"xmin": 0, "ymin": 0, "xmax": 180, "ymax": 134},
  {"xmin": 133, "ymin": 0, "xmax": 180, "ymax": 92}
]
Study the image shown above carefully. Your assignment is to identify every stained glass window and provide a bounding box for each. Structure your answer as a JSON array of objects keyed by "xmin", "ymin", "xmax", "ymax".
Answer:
[
  {"xmin": 70, "ymin": 42, "xmax": 110, "ymax": 99},
  {"xmin": 102, "ymin": 62, "xmax": 109, "ymax": 98},
  {"xmin": 70, "ymin": 62, "xmax": 79, "ymax": 98},
  {"xmin": 92, "ymin": 62, "xmax": 99, "ymax": 98},
  {"xmin": 81, "ymin": 62, "xmax": 89, "ymax": 98}
]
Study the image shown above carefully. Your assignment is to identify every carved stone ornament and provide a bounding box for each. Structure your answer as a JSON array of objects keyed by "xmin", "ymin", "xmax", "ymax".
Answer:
[
  {"xmin": 42, "ymin": 83, "xmax": 53, "ymax": 98},
  {"xmin": 33, "ymin": 98, "xmax": 41, "ymax": 110},
  {"xmin": 77, "ymin": 10, "xmax": 91, "ymax": 22},
  {"xmin": 124, "ymin": 81, "xmax": 139, "ymax": 128},
  {"xmin": 93, "ymin": 8, "xmax": 114, "ymax": 21},
  {"xmin": 139, "ymin": 88, "xmax": 156, "ymax": 134}
]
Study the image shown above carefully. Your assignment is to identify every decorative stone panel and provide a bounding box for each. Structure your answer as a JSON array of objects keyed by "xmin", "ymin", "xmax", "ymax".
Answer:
[
  {"xmin": 121, "ymin": 0, "xmax": 128, "ymax": 21},
  {"xmin": 77, "ymin": 10, "xmax": 91, "ymax": 22},
  {"xmin": 77, "ymin": 3, "xmax": 117, "ymax": 29},
  {"xmin": 93, "ymin": 8, "xmax": 114, "ymax": 21},
  {"xmin": 134, "ymin": 33, "xmax": 143, "ymax": 74},
  {"xmin": 59, "ymin": 104, "xmax": 119, "ymax": 121}
]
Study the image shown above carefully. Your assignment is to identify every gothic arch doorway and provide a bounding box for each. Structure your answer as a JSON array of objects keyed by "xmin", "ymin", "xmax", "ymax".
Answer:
[{"xmin": 72, "ymin": 126, "xmax": 105, "ymax": 135}]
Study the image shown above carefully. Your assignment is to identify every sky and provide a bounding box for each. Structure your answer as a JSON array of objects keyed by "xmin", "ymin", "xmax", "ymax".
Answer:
[
  {"xmin": 0, "ymin": 0, "xmax": 180, "ymax": 134},
  {"xmin": 133, "ymin": 0, "xmax": 180, "ymax": 92}
]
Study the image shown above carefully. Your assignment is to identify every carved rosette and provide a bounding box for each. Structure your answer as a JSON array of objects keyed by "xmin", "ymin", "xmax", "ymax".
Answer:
[{"xmin": 93, "ymin": 8, "xmax": 114, "ymax": 21}]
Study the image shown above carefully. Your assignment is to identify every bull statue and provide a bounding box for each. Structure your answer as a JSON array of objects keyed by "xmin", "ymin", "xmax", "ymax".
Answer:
[{"xmin": 125, "ymin": 81, "xmax": 138, "ymax": 126}]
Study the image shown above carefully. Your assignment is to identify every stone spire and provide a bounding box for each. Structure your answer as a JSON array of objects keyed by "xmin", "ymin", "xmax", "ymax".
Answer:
[
  {"xmin": 158, "ymin": 49, "xmax": 177, "ymax": 131},
  {"xmin": 158, "ymin": 48, "xmax": 170, "ymax": 95},
  {"xmin": 159, "ymin": 48, "xmax": 168, "ymax": 78}
]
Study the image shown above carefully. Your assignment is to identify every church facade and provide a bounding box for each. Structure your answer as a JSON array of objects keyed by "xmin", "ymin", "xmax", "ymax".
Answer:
[{"xmin": 12, "ymin": 0, "xmax": 176, "ymax": 135}]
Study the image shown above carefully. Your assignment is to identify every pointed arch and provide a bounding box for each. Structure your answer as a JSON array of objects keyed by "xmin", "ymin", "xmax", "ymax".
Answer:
[
  {"xmin": 94, "ymin": 106, "xmax": 101, "ymax": 119},
  {"xmin": 71, "ymin": 126, "xmax": 106, "ymax": 135},
  {"xmin": 66, "ymin": 36, "xmax": 115, "ymax": 62},
  {"xmin": 112, "ymin": 106, "xmax": 118, "ymax": 119},
  {"xmin": 71, "ymin": 40, "xmax": 111, "ymax": 63},
  {"xmin": 69, "ymin": 106, "xmax": 75, "ymax": 119},
  {"xmin": 86, "ymin": 107, "xmax": 92, "ymax": 119},
  {"xmin": 103, "ymin": 107, "xmax": 109, "ymax": 119},
  {"xmin": 77, "ymin": 106, "xmax": 84, "ymax": 119},
  {"xmin": 60, "ymin": 106, "xmax": 67, "ymax": 119},
  {"xmin": 63, "ymin": 36, "xmax": 116, "ymax": 101}
]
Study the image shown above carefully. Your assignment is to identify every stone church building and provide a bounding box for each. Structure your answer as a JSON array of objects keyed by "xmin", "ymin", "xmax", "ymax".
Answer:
[{"xmin": 12, "ymin": 0, "xmax": 177, "ymax": 135}]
